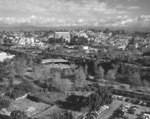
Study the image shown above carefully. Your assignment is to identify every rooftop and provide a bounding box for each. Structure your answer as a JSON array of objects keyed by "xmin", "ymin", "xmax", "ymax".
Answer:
[{"xmin": 41, "ymin": 59, "xmax": 68, "ymax": 64}]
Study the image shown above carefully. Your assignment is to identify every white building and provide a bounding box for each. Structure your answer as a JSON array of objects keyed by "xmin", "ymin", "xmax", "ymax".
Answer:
[{"xmin": 0, "ymin": 52, "xmax": 15, "ymax": 62}]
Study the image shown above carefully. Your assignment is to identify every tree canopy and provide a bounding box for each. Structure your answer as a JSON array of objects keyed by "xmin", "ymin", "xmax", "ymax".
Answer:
[{"xmin": 88, "ymin": 86, "xmax": 112, "ymax": 111}]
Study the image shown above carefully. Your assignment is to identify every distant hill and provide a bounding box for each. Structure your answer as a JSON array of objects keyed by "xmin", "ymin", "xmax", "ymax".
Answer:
[
  {"xmin": 0, "ymin": 25, "xmax": 50, "ymax": 31},
  {"xmin": 0, "ymin": 25, "xmax": 149, "ymax": 32},
  {"xmin": 0, "ymin": 25, "xmax": 103, "ymax": 31}
]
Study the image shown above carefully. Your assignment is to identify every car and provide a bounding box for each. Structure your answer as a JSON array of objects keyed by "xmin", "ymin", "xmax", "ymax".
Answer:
[
  {"xmin": 122, "ymin": 108, "xmax": 128, "ymax": 112},
  {"xmin": 84, "ymin": 114, "xmax": 96, "ymax": 119},
  {"xmin": 139, "ymin": 101, "xmax": 143, "ymax": 105},
  {"xmin": 104, "ymin": 105, "xmax": 109, "ymax": 109},
  {"xmin": 124, "ymin": 104, "xmax": 130, "ymax": 108},
  {"xmin": 101, "ymin": 108, "xmax": 105, "ymax": 111},
  {"xmin": 77, "ymin": 114, "xmax": 87, "ymax": 119},
  {"xmin": 100, "ymin": 106, "xmax": 106, "ymax": 110},
  {"xmin": 125, "ymin": 98, "xmax": 130, "ymax": 102},
  {"xmin": 98, "ymin": 111, "xmax": 102, "ymax": 115},
  {"xmin": 81, "ymin": 116, "xmax": 87, "ymax": 119},
  {"xmin": 122, "ymin": 116, "xmax": 129, "ymax": 119},
  {"xmin": 131, "ymin": 106, "xmax": 138, "ymax": 109},
  {"xmin": 112, "ymin": 95, "xmax": 117, "ymax": 99},
  {"xmin": 101, "ymin": 105, "xmax": 107, "ymax": 110},
  {"xmin": 96, "ymin": 105, "xmax": 109, "ymax": 114},
  {"xmin": 141, "ymin": 102, "xmax": 147, "ymax": 106},
  {"xmin": 96, "ymin": 110, "xmax": 102, "ymax": 115},
  {"xmin": 108, "ymin": 116, "xmax": 115, "ymax": 119},
  {"xmin": 99, "ymin": 108, "xmax": 103, "ymax": 112},
  {"xmin": 130, "ymin": 106, "xmax": 138, "ymax": 111},
  {"xmin": 90, "ymin": 111, "xmax": 99, "ymax": 117},
  {"xmin": 117, "ymin": 96, "xmax": 124, "ymax": 100},
  {"xmin": 131, "ymin": 99, "xmax": 139, "ymax": 104},
  {"xmin": 128, "ymin": 108, "xmax": 135, "ymax": 114}
]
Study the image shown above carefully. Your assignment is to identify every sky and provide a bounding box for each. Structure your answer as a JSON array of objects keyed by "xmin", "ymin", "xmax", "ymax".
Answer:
[{"xmin": 0, "ymin": 0, "xmax": 150, "ymax": 30}]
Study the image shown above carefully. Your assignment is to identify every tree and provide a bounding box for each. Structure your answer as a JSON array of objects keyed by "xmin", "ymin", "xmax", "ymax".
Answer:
[
  {"xmin": 143, "ymin": 80, "xmax": 150, "ymax": 92},
  {"xmin": 0, "ymin": 99, "xmax": 10, "ymax": 110},
  {"xmin": 59, "ymin": 79, "xmax": 72, "ymax": 94},
  {"xmin": 105, "ymin": 69, "xmax": 116, "ymax": 80},
  {"xmin": 12, "ymin": 56, "xmax": 27, "ymax": 76},
  {"xmin": 8, "ymin": 79, "xmax": 35, "ymax": 99},
  {"xmin": 10, "ymin": 110, "xmax": 27, "ymax": 119},
  {"xmin": 51, "ymin": 110, "xmax": 74, "ymax": 119},
  {"xmin": 96, "ymin": 66, "xmax": 104, "ymax": 80},
  {"xmin": 88, "ymin": 91, "xmax": 102, "ymax": 111},
  {"xmin": 128, "ymin": 72, "xmax": 142, "ymax": 88},
  {"xmin": 74, "ymin": 66, "xmax": 87, "ymax": 86},
  {"xmin": 84, "ymin": 64, "xmax": 88, "ymax": 76},
  {"xmin": 52, "ymin": 72, "xmax": 72, "ymax": 93},
  {"xmin": 88, "ymin": 86, "xmax": 112, "ymax": 111},
  {"xmin": 32, "ymin": 65, "xmax": 52, "ymax": 81},
  {"xmin": 62, "ymin": 110, "xmax": 75, "ymax": 119}
]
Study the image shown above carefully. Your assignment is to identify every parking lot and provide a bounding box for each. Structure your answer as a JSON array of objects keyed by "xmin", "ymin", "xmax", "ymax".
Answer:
[
  {"xmin": 76, "ymin": 95, "xmax": 150, "ymax": 119},
  {"xmin": 99, "ymin": 96, "xmax": 150, "ymax": 119}
]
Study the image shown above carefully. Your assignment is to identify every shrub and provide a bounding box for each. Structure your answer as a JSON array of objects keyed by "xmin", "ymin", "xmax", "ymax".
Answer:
[
  {"xmin": 10, "ymin": 110, "xmax": 27, "ymax": 119},
  {"xmin": 0, "ymin": 99, "xmax": 11, "ymax": 109}
]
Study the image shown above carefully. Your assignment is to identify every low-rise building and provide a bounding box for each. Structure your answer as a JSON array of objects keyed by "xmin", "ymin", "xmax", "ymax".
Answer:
[{"xmin": 55, "ymin": 32, "xmax": 71, "ymax": 42}]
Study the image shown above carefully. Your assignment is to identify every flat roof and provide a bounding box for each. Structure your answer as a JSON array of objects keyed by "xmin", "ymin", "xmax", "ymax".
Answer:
[{"xmin": 42, "ymin": 59, "xmax": 68, "ymax": 64}]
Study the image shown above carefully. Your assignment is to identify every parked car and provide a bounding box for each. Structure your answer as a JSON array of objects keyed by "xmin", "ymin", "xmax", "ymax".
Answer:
[
  {"xmin": 125, "ymin": 98, "xmax": 130, "ymax": 102},
  {"xmin": 130, "ymin": 106, "xmax": 138, "ymax": 111},
  {"xmin": 128, "ymin": 108, "xmax": 135, "ymax": 114},
  {"xmin": 117, "ymin": 96, "xmax": 124, "ymax": 100},
  {"xmin": 90, "ymin": 111, "xmax": 99, "ymax": 118},
  {"xmin": 131, "ymin": 99, "xmax": 139, "ymax": 104},
  {"xmin": 84, "ymin": 114, "xmax": 95, "ymax": 119}
]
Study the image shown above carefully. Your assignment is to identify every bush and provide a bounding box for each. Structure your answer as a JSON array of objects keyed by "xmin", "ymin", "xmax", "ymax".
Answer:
[
  {"xmin": 7, "ymin": 80, "xmax": 34, "ymax": 99},
  {"xmin": 0, "ymin": 99, "xmax": 10, "ymax": 109},
  {"xmin": 10, "ymin": 110, "xmax": 27, "ymax": 119},
  {"xmin": 51, "ymin": 110, "xmax": 74, "ymax": 119}
]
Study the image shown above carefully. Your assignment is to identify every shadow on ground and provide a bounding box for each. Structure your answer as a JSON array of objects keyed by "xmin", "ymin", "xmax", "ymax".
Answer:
[
  {"xmin": 0, "ymin": 114, "xmax": 10, "ymax": 119},
  {"xmin": 55, "ymin": 95, "xmax": 88, "ymax": 111}
]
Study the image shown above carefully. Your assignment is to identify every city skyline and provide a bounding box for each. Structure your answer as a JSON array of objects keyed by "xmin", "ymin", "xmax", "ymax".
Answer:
[{"xmin": 0, "ymin": 0, "xmax": 150, "ymax": 30}]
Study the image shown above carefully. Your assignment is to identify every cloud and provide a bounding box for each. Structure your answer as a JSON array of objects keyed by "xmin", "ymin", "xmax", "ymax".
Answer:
[
  {"xmin": 0, "ymin": 0, "xmax": 128, "ymax": 18},
  {"xmin": 0, "ymin": 16, "xmax": 56, "ymax": 26},
  {"xmin": 128, "ymin": 6, "xmax": 140, "ymax": 9},
  {"xmin": 0, "ymin": 0, "xmax": 148, "ymax": 30},
  {"xmin": 0, "ymin": 0, "xmax": 47, "ymax": 14},
  {"xmin": 121, "ymin": 19, "xmax": 134, "ymax": 25},
  {"xmin": 104, "ymin": 15, "xmax": 150, "ymax": 29},
  {"xmin": 116, "ymin": 5, "xmax": 140, "ymax": 10},
  {"xmin": 127, "ymin": 0, "xmax": 139, "ymax": 1},
  {"xmin": 0, "ymin": 14, "xmax": 150, "ymax": 28}
]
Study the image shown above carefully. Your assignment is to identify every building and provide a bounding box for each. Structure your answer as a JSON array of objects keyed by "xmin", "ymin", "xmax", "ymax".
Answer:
[
  {"xmin": 55, "ymin": 32, "xmax": 71, "ymax": 42},
  {"xmin": 41, "ymin": 59, "xmax": 69, "ymax": 64},
  {"xmin": 0, "ymin": 52, "xmax": 15, "ymax": 62}
]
